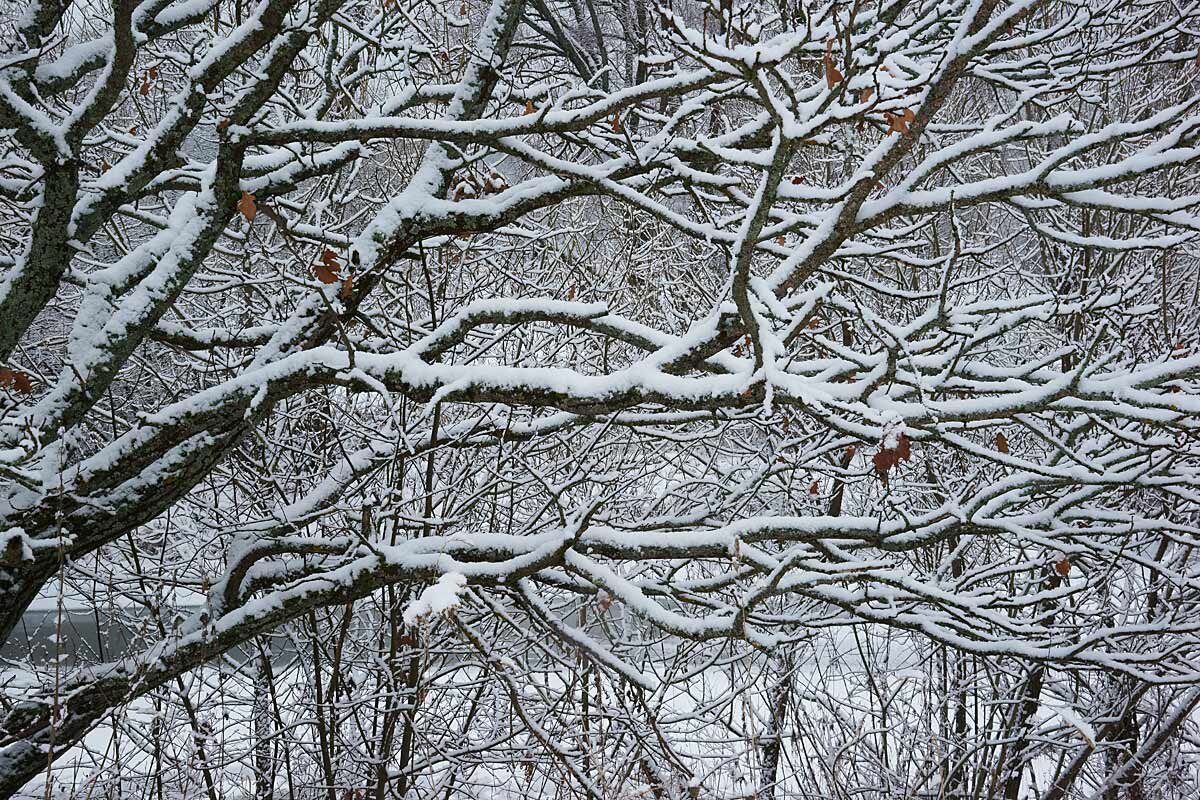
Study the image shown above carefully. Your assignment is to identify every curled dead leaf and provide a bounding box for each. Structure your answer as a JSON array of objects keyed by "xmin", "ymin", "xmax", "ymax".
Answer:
[
  {"xmin": 824, "ymin": 55, "xmax": 843, "ymax": 89},
  {"xmin": 873, "ymin": 432, "xmax": 912, "ymax": 486},
  {"xmin": 238, "ymin": 191, "xmax": 257, "ymax": 222},
  {"xmin": 314, "ymin": 264, "xmax": 339, "ymax": 284},
  {"xmin": 823, "ymin": 39, "xmax": 843, "ymax": 89},
  {"xmin": 314, "ymin": 252, "xmax": 340, "ymax": 284},
  {"xmin": 0, "ymin": 368, "xmax": 33, "ymax": 394},
  {"xmin": 884, "ymin": 111, "xmax": 910, "ymax": 136},
  {"xmin": 872, "ymin": 449, "xmax": 894, "ymax": 483}
]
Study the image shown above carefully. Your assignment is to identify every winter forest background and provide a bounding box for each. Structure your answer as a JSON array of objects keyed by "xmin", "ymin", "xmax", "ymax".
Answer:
[{"xmin": 2, "ymin": 0, "xmax": 1200, "ymax": 798}]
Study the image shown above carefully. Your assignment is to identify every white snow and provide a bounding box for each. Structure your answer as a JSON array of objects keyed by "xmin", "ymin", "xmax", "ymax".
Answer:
[{"xmin": 402, "ymin": 572, "xmax": 469, "ymax": 625}]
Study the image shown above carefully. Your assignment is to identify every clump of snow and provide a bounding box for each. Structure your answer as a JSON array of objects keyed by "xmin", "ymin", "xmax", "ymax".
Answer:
[
  {"xmin": 1046, "ymin": 703, "xmax": 1096, "ymax": 747},
  {"xmin": 403, "ymin": 573, "xmax": 468, "ymax": 625},
  {"xmin": 880, "ymin": 411, "xmax": 907, "ymax": 449},
  {"xmin": 1, "ymin": 527, "xmax": 33, "ymax": 563}
]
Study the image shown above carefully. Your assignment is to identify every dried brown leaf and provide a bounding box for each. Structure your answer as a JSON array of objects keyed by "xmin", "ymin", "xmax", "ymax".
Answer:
[{"xmin": 238, "ymin": 191, "xmax": 257, "ymax": 222}]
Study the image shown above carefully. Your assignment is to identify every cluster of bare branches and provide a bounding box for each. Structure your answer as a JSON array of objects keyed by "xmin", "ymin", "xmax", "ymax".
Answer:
[{"xmin": 3, "ymin": 0, "xmax": 1200, "ymax": 797}]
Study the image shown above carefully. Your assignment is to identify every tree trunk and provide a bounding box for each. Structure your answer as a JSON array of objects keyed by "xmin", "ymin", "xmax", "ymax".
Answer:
[
  {"xmin": 254, "ymin": 642, "xmax": 275, "ymax": 800},
  {"xmin": 758, "ymin": 651, "xmax": 793, "ymax": 800}
]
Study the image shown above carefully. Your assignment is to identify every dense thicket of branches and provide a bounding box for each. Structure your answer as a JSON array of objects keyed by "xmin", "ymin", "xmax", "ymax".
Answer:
[{"xmin": 2, "ymin": 0, "xmax": 1200, "ymax": 797}]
